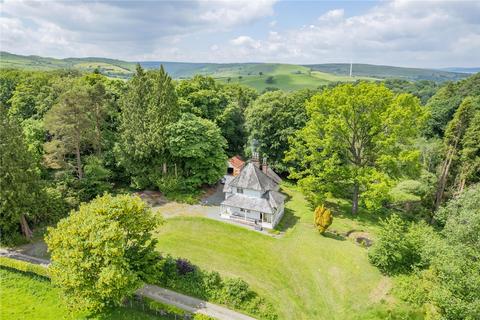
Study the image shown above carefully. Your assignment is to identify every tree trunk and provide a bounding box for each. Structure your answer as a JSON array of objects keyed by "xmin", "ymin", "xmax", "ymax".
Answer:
[
  {"xmin": 75, "ymin": 143, "xmax": 83, "ymax": 179},
  {"xmin": 162, "ymin": 163, "xmax": 167, "ymax": 175},
  {"xmin": 457, "ymin": 177, "xmax": 466, "ymax": 194},
  {"xmin": 434, "ymin": 147, "xmax": 454, "ymax": 211},
  {"xmin": 95, "ymin": 109, "xmax": 102, "ymax": 154},
  {"xmin": 20, "ymin": 214, "xmax": 33, "ymax": 239},
  {"xmin": 352, "ymin": 182, "xmax": 359, "ymax": 215}
]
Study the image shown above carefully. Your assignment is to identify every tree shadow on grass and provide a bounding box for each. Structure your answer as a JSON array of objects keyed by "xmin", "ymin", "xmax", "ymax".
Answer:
[
  {"xmin": 275, "ymin": 207, "xmax": 300, "ymax": 233},
  {"xmin": 322, "ymin": 231, "xmax": 346, "ymax": 241}
]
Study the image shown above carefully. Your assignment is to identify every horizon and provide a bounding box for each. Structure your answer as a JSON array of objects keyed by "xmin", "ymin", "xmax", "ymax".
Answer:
[
  {"xmin": 3, "ymin": 50, "xmax": 479, "ymax": 71},
  {"xmin": 1, "ymin": 1, "xmax": 479, "ymax": 68}
]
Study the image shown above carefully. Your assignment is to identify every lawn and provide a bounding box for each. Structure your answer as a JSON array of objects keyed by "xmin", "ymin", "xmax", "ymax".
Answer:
[
  {"xmin": 155, "ymin": 186, "xmax": 391, "ymax": 320},
  {"xmin": 0, "ymin": 268, "xmax": 167, "ymax": 320}
]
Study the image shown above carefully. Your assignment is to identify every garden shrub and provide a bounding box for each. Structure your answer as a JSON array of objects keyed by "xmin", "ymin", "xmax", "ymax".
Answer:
[
  {"xmin": 0, "ymin": 256, "xmax": 50, "ymax": 278},
  {"xmin": 368, "ymin": 215, "xmax": 437, "ymax": 275},
  {"xmin": 155, "ymin": 255, "xmax": 278, "ymax": 319}
]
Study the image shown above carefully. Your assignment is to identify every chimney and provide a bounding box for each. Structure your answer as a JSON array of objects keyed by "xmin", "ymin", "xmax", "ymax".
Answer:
[
  {"xmin": 252, "ymin": 152, "xmax": 260, "ymax": 167},
  {"xmin": 262, "ymin": 157, "xmax": 268, "ymax": 174}
]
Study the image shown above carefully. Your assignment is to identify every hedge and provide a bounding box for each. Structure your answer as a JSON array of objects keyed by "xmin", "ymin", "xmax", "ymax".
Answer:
[
  {"xmin": 155, "ymin": 256, "xmax": 278, "ymax": 320},
  {"xmin": 0, "ymin": 256, "xmax": 50, "ymax": 278}
]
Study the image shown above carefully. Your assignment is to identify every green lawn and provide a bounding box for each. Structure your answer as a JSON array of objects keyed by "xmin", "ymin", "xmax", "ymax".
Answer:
[
  {"xmin": 0, "ymin": 268, "xmax": 166, "ymax": 320},
  {"xmin": 155, "ymin": 186, "xmax": 391, "ymax": 320}
]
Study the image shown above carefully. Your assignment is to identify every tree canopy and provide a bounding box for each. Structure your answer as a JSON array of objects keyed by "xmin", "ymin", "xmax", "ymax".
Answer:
[
  {"xmin": 287, "ymin": 82, "xmax": 427, "ymax": 213},
  {"xmin": 45, "ymin": 194, "xmax": 161, "ymax": 312}
]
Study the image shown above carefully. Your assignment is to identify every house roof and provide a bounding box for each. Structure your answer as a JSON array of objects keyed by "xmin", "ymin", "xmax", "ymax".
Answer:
[
  {"xmin": 228, "ymin": 162, "xmax": 279, "ymax": 192},
  {"xmin": 268, "ymin": 190, "xmax": 287, "ymax": 210},
  {"xmin": 228, "ymin": 155, "xmax": 245, "ymax": 169},
  {"xmin": 266, "ymin": 167, "xmax": 282, "ymax": 184},
  {"xmin": 222, "ymin": 175, "xmax": 235, "ymax": 193},
  {"xmin": 222, "ymin": 193, "xmax": 275, "ymax": 214}
]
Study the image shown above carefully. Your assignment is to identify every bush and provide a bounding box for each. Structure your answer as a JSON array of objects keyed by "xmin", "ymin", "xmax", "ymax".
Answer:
[
  {"xmin": 313, "ymin": 204, "xmax": 333, "ymax": 233},
  {"xmin": 368, "ymin": 215, "xmax": 437, "ymax": 275},
  {"xmin": 0, "ymin": 256, "xmax": 50, "ymax": 278},
  {"xmin": 176, "ymin": 258, "xmax": 195, "ymax": 275},
  {"xmin": 220, "ymin": 278, "xmax": 252, "ymax": 307},
  {"xmin": 155, "ymin": 255, "xmax": 278, "ymax": 319}
]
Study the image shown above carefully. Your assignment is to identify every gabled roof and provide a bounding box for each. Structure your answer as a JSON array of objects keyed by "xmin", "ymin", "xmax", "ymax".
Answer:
[
  {"xmin": 228, "ymin": 156, "xmax": 245, "ymax": 169},
  {"xmin": 229, "ymin": 162, "xmax": 279, "ymax": 192}
]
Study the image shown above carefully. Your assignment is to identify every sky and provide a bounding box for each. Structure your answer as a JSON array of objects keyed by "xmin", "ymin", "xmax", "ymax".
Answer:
[{"xmin": 1, "ymin": 0, "xmax": 479, "ymax": 68}]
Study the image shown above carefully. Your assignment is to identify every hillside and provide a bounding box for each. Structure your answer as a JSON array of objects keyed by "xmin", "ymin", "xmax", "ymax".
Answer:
[
  {"xmin": 306, "ymin": 63, "xmax": 469, "ymax": 82},
  {"xmin": 1, "ymin": 51, "xmax": 471, "ymax": 91}
]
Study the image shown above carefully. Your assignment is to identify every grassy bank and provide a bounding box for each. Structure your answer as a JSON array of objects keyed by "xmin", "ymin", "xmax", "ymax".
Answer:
[{"xmin": 155, "ymin": 186, "xmax": 393, "ymax": 319}]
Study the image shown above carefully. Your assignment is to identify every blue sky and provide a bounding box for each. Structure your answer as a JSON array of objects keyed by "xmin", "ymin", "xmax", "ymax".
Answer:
[{"xmin": 1, "ymin": 1, "xmax": 479, "ymax": 67}]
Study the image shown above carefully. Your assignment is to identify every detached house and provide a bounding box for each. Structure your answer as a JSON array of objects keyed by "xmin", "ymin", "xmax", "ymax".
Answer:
[{"xmin": 221, "ymin": 154, "xmax": 286, "ymax": 229}]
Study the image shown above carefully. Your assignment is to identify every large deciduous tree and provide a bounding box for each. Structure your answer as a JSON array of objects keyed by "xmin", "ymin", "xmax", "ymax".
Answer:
[
  {"xmin": 287, "ymin": 82, "xmax": 426, "ymax": 214},
  {"xmin": 0, "ymin": 107, "xmax": 41, "ymax": 242},
  {"xmin": 245, "ymin": 89, "xmax": 314, "ymax": 171},
  {"xmin": 116, "ymin": 65, "xmax": 179, "ymax": 188},
  {"xmin": 45, "ymin": 194, "xmax": 161, "ymax": 312},
  {"xmin": 166, "ymin": 113, "xmax": 227, "ymax": 188}
]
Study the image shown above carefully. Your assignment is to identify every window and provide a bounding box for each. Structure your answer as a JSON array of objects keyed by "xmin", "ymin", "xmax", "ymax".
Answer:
[{"xmin": 237, "ymin": 187, "xmax": 243, "ymax": 194}]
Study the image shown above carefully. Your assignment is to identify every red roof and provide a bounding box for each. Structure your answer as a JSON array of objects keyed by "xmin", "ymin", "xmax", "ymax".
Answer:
[{"xmin": 228, "ymin": 155, "xmax": 245, "ymax": 169}]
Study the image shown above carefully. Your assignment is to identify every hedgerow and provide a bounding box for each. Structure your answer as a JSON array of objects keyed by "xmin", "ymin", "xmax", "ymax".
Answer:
[{"xmin": 0, "ymin": 256, "xmax": 50, "ymax": 278}]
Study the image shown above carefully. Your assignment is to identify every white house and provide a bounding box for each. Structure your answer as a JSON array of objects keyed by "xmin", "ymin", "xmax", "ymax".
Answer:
[{"xmin": 220, "ymin": 154, "xmax": 286, "ymax": 229}]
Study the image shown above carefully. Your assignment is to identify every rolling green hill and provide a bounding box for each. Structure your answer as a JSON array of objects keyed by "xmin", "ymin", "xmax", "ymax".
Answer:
[
  {"xmin": 1, "ymin": 51, "xmax": 471, "ymax": 91},
  {"xmin": 306, "ymin": 63, "xmax": 468, "ymax": 82}
]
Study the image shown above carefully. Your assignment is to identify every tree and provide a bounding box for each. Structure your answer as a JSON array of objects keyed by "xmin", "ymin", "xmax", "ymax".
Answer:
[
  {"xmin": 0, "ymin": 107, "xmax": 42, "ymax": 242},
  {"xmin": 116, "ymin": 65, "xmax": 179, "ymax": 188},
  {"xmin": 313, "ymin": 205, "xmax": 333, "ymax": 234},
  {"xmin": 44, "ymin": 84, "xmax": 94, "ymax": 179},
  {"xmin": 166, "ymin": 113, "xmax": 227, "ymax": 189},
  {"xmin": 287, "ymin": 82, "xmax": 426, "ymax": 214},
  {"xmin": 45, "ymin": 194, "xmax": 161, "ymax": 312},
  {"xmin": 428, "ymin": 185, "xmax": 480, "ymax": 319},
  {"xmin": 245, "ymin": 89, "xmax": 314, "ymax": 171},
  {"xmin": 424, "ymin": 73, "xmax": 480, "ymax": 138},
  {"xmin": 433, "ymin": 97, "xmax": 479, "ymax": 211}
]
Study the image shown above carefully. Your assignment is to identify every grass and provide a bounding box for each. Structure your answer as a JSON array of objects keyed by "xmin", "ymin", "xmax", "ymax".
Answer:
[
  {"xmin": 154, "ymin": 185, "xmax": 393, "ymax": 319},
  {"xmin": 0, "ymin": 268, "xmax": 168, "ymax": 320},
  {"xmin": 216, "ymin": 64, "xmax": 376, "ymax": 91}
]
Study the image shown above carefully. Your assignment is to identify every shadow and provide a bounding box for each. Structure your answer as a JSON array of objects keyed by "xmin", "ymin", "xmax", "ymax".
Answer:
[
  {"xmin": 274, "ymin": 207, "xmax": 300, "ymax": 233},
  {"xmin": 322, "ymin": 230, "xmax": 346, "ymax": 241}
]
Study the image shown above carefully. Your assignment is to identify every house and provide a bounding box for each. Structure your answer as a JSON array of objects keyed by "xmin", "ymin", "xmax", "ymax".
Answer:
[{"xmin": 220, "ymin": 154, "xmax": 286, "ymax": 229}]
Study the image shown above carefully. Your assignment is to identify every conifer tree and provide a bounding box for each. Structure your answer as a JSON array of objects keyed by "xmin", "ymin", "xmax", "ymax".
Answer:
[
  {"xmin": 0, "ymin": 107, "xmax": 41, "ymax": 241},
  {"xmin": 116, "ymin": 65, "xmax": 179, "ymax": 187}
]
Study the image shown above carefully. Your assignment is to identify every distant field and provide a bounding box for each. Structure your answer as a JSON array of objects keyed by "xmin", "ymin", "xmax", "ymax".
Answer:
[
  {"xmin": 0, "ymin": 268, "xmax": 166, "ymax": 320},
  {"xmin": 1, "ymin": 51, "xmax": 470, "ymax": 90}
]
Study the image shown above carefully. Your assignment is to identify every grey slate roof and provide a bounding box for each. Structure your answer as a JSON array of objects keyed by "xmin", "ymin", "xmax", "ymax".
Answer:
[
  {"xmin": 222, "ymin": 194, "xmax": 275, "ymax": 214},
  {"xmin": 266, "ymin": 167, "xmax": 282, "ymax": 184},
  {"xmin": 228, "ymin": 163, "xmax": 279, "ymax": 192},
  {"xmin": 268, "ymin": 190, "xmax": 287, "ymax": 210},
  {"xmin": 222, "ymin": 175, "xmax": 235, "ymax": 193}
]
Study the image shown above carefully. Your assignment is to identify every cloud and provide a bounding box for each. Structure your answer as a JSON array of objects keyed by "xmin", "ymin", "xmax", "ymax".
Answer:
[
  {"xmin": 220, "ymin": 0, "xmax": 480, "ymax": 67},
  {"xmin": 1, "ymin": 0, "xmax": 479, "ymax": 67},
  {"xmin": 0, "ymin": 0, "xmax": 276, "ymax": 59}
]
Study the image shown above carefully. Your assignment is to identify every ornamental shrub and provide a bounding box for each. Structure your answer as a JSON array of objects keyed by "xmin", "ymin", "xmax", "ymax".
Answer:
[{"xmin": 314, "ymin": 205, "xmax": 333, "ymax": 233}]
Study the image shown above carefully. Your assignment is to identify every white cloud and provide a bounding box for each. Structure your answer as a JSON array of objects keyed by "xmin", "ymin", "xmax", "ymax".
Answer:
[
  {"xmin": 216, "ymin": 0, "xmax": 480, "ymax": 67},
  {"xmin": 0, "ymin": 0, "xmax": 479, "ymax": 67},
  {"xmin": 0, "ymin": 0, "xmax": 276, "ymax": 59}
]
